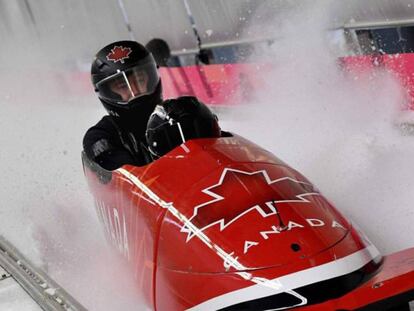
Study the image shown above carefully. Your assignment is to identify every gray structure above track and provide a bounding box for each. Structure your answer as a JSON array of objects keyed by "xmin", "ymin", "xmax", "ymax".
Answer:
[{"xmin": 1, "ymin": 0, "xmax": 414, "ymax": 61}]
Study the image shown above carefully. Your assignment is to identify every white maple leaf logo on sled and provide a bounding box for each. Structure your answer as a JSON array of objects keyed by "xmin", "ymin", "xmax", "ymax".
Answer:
[{"xmin": 181, "ymin": 168, "xmax": 320, "ymax": 242}]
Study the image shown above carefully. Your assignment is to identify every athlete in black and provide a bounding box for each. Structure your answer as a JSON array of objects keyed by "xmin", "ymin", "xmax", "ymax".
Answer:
[
  {"xmin": 83, "ymin": 40, "xmax": 222, "ymax": 170},
  {"xmin": 83, "ymin": 40, "xmax": 162, "ymax": 170}
]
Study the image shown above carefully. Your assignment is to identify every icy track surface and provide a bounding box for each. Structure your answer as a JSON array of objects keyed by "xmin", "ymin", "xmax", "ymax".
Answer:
[
  {"xmin": 0, "ymin": 87, "xmax": 145, "ymax": 310},
  {"xmin": 1, "ymin": 3, "xmax": 413, "ymax": 311}
]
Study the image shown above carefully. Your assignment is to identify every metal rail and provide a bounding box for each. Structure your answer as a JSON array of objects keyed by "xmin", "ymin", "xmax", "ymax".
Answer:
[
  {"xmin": 343, "ymin": 18, "xmax": 414, "ymax": 30},
  {"xmin": 0, "ymin": 235, "xmax": 87, "ymax": 311}
]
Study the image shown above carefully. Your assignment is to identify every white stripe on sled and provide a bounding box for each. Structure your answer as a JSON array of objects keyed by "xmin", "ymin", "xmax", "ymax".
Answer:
[{"xmin": 186, "ymin": 244, "xmax": 380, "ymax": 311}]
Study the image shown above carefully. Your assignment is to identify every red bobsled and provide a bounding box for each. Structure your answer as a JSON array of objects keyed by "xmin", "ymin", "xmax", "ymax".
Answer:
[{"xmin": 82, "ymin": 134, "xmax": 414, "ymax": 310}]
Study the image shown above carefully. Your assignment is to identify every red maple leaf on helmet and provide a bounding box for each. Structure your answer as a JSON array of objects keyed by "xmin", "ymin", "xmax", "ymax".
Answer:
[{"xmin": 106, "ymin": 46, "xmax": 132, "ymax": 64}]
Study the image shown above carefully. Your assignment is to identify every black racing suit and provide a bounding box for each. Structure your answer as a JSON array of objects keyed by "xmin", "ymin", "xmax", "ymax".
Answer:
[
  {"xmin": 83, "ymin": 96, "xmax": 222, "ymax": 170},
  {"xmin": 83, "ymin": 115, "xmax": 151, "ymax": 171}
]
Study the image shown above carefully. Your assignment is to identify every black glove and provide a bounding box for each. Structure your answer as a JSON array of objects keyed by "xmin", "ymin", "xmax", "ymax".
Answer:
[{"xmin": 146, "ymin": 96, "xmax": 221, "ymax": 158}]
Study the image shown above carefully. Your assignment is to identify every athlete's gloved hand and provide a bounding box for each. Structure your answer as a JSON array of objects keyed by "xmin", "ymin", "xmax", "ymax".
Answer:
[
  {"xmin": 162, "ymin": 96, "xmax": 211, "ymax": 121},
  {"xmin": 146, "ymin": 96, "xmax": 220, "ymax": 158}
]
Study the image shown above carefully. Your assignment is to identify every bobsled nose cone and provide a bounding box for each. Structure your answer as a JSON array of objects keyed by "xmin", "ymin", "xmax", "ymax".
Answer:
[{"xmin": 156, "ymin": 237, "xmax": 382, "ymax": 311}]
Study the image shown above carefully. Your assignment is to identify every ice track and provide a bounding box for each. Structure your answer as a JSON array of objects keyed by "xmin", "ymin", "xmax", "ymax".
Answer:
[{"xmin": 0, "ymin": 236, "xmax": 86, "ymax": 311}]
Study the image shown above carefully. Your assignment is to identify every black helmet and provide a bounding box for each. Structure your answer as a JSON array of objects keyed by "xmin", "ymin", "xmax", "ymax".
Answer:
[
  {"xmin": 146, "ymin": 96, "xmax": 221, "ymax": 158},
  {"xmin": 91, "ymin": 40, "xmax": 162, "ymax": 129},
  {"xmin": 145, "ymin": 38, "xmax": 171, "ymax": 67}
]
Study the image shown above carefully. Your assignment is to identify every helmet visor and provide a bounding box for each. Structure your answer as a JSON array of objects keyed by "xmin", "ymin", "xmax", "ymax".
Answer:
[{"xmin": 96, "ymin": 62, "xmax": 159, "ymax": 104}]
